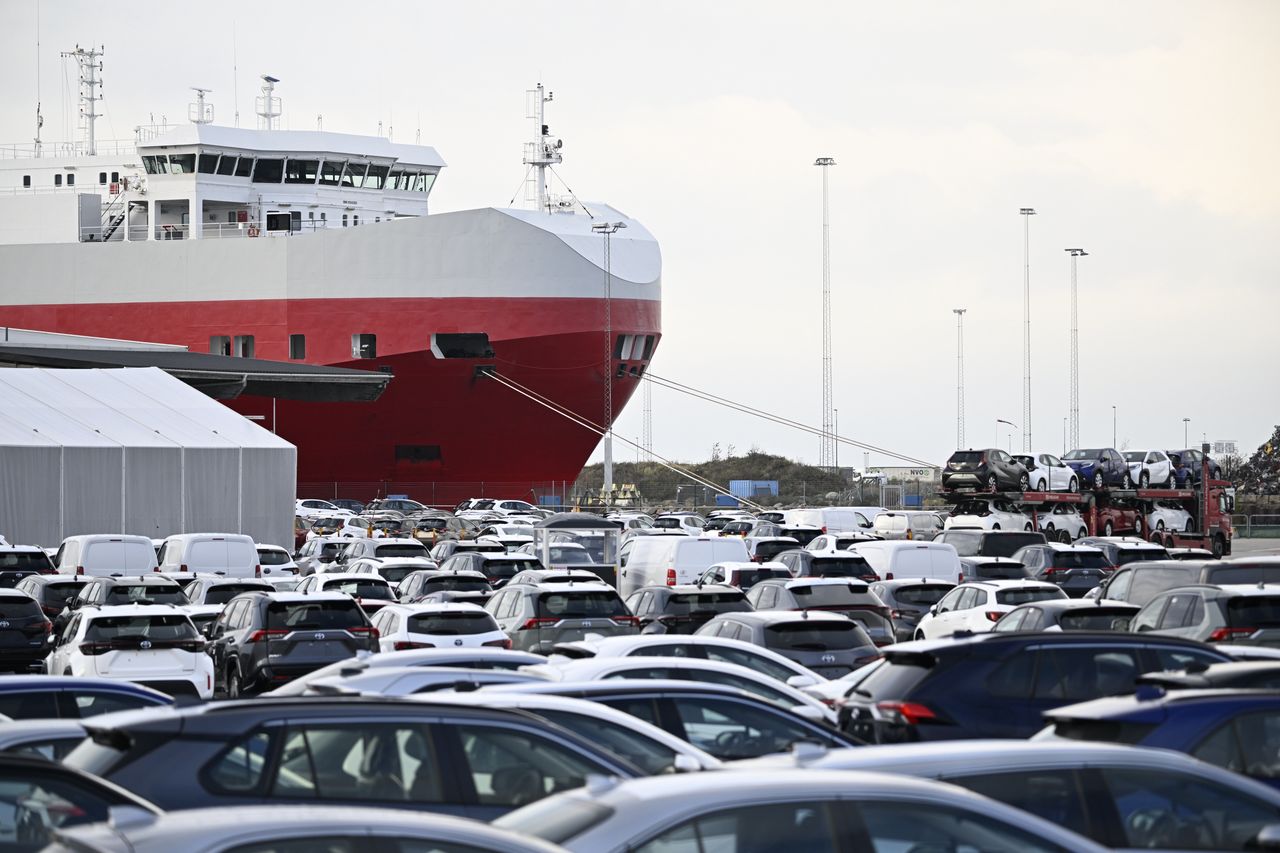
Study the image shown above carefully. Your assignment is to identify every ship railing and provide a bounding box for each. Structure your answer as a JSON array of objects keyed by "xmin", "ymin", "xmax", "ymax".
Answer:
[
  {"xmin": 0, "ymin": 138, "xmax": 144, "ymax": 160},
  {"xmin": 73, "ymin": 220, "xmax": 341, "ymax": 242}
]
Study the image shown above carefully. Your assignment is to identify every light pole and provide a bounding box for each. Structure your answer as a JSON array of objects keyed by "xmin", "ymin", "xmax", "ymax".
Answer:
[
  {"xmin": 953, "ymin": 308, "xmax": 967, "ymax": 449},
  {"xmin": 1112, "ymin": 406, "xmax": 1117, "ymax": 447},
  {"xmin": 1183, "ymin": 417, "xmax": 1190, "ymax": 447},
  {"xmin": 834, "ymin": 408, "xmax": 839, "ymax": 471},
  {"xmin": 1020, "ymin": 207, "xmax": 1036, "ymax": 451},
  {"xmin": 1063, "ymin": 416, "xmax": 1067, "ymax": 456},
  {"xmin": 996, "ymin": 418, "xmax": 1018, "ymax": 452},
  {"xmin": 1066, "ymin": 248, "xmax": 1087, "ymax": 449},
  {"xmin": 815, "ymin": 156, "xmax": 836, "ymax": 470},
  {"xmin": 592, "ymin": 220, "xmax": 627, "ymax": 511}
]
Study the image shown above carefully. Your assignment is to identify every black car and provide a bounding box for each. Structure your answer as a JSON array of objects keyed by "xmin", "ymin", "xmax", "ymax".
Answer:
[
  {"xmin": 744, "ymin": 536, "xmax": 799, "ymax": 563},
  {"xmin": 0, "ymin": 676, "xmax": 172, "ymax": 720},
  {"xmin": 0, "ymin": 752, "xmax": 161, "ymax": 849},
  {"xmin": 625, "ymin": 584, "xmax": 752, "ymax": 635},
  {"xmin": 0, "ymin": 547, "xmax": 56, "ymax": 574},
  {"xmin": 773, "ymin": 550, "xmax": 878, "ymax": 583},
  {"xmin": 1011, "ymin": 543, "xmax": 1112, "ymax": 597},
  {"xmin": 941, "ymin": 449, "xmax": 1030, "ymax": 492},
  {"xmin": 0, "ymin": 590, "xmax": 51, "ymax": 672},
  {"xmin": 397, "ymin": 569, "xmax": 493, "ymax": 604},
  {"xmin": 839, "ymin": 632, "xmax": 1230, "ymax": 743},
  {"xmin": 206, "ymin": 591, "xmax": 379, "ymax": 696},
  {"xmin": 438, "ymin": 553, "xmax": 543, "ymax": 589},
  {"xmin": 52, "ymin": 576, "xmax": 187, "ymax": 635},
  {"xmin": 870, "ymin": 580, "xmax": 956, "ymax": 643},
  {"xmin": 744, "ymin": 578, "xmax": 894, "ymax": 646},
  {"xmin": 932, "ymin": 529, "xmax": 1046, "ymax": 558},
  {"xmin": 957, "ymin": 557, "xmax": 1031, "ymax": 583},
  {"xmin": 1168, "ymin": 448, "xmax": 1222, "ymax": 485},
  {"xmin": 13, "ymin": 575, "xmax": 88, "ymax": 620},
  {"xmin": 65, "ymin": 697, "xmax": 640, "ymax": 819}
]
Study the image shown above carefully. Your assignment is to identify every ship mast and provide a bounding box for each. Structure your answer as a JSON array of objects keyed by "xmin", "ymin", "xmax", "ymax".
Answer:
[
  {"xmin": 61, "ymin": 45, "xmax": 103, "ymax": 156},
  {"xmin": 523, "ymin": 83, "xmax": 563, "ymax": 213}
]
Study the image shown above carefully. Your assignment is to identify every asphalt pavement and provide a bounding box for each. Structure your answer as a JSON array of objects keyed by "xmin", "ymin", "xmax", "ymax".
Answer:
[{"xmin": 1230, "ymin": 538, "xmax": 1280, "ymax": 557}]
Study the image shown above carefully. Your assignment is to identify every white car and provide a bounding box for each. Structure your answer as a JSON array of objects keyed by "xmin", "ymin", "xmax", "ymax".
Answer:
[
  {"xmin": 1012, "ymin": 452, "xmax": 1080, "ymax": 492},
  {"xmin": 369, "ymin": 602, "xmax": 510, "ymax": 652},
  {"xmin": 255, "ymin": 545, "xmax": 297, "ymax": 575},
  {"xmin": 294, "ymin": 499, "xmax": 355, "ymax": 520},
  {"xmin": 694, "ymin": 561, "xmax": 791, "ymax": 589},
  {"xmin": 293, "ymin": 572, "xmax": 397, "ymax": 615},
  {"xmin": 913, "ymin": 580, "xmax": 1068, "ymax": 639},
  {"xmin": 346, "ymin": 556, "xmax": 439, "ymax": 590},
  {"xmin": 268, "ymin": 646, "xmax": 547, "ymax": 696},
  {"xmin": 944, "ymin": 498, "xmax": 1032, "ymax": 531},
  {"xmin": 1122, "ymin": 449, "xmax": 1175, "ymax": 488},
  {"xmin": 476, "ymin": 525, "xmax": 536, "ymax": 551},
  {"xmin": 180, "ymin": 578, "xmax": 272, "ymax": 606},
  {"xmin": 47, "ymin": 605, "xmax": 214, "ymax": 699},
  {"xmin": 1032, "ymin": 503, "xmax": 1089, "ymax": 541},
  {"xmin": 301, "ymin": 665, "xmax": 539, "ymax": 696},
  {"xmin": 652, "ymin": 513, "xmax": 706, "ymax": 534},
  {"xmin": 1146, "ymin": 500, "xmax": 1194, "ymax": 533}
]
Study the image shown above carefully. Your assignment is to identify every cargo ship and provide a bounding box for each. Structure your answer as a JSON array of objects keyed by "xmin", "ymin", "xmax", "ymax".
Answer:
[{"xmin": 0, "ymin": 58, "xmax": 661, "ymax": 506}]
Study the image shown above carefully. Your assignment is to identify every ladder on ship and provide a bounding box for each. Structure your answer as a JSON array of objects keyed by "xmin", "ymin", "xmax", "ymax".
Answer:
[{"xmin": 99, "ymin": 186, "xmax": 127, "ymax": 242}]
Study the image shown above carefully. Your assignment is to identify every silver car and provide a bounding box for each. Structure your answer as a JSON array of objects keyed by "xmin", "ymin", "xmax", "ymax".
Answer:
[{"xmin": 485, "ymin": 580, "xmax": 638, "ymax": 653}]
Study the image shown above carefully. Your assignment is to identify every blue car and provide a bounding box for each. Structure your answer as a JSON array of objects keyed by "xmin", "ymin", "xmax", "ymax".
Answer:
[
  {"xmin": 0, "ymin": 676, "xmax": 172, "ymax": 720},
  {"xmin": 1063, "ymin": 447, "xmax": 1132, "ymax": 490},
  {"xmin": 1040, "ymin": 688, "xmax": 1280, "ymax": 790}
]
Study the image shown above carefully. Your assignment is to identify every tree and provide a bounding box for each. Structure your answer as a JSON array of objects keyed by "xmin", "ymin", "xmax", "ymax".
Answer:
[
  {"xmin": 1234, "ymin": 426, "xmax": 1280, "ymax": 494},
  {"xmin": 710, "ymin": 443, "xmax": 722, "ymax": 462},
  {"xmin": 1217, "ymin": 452, "xmax": 1245, "ymax": 481}
]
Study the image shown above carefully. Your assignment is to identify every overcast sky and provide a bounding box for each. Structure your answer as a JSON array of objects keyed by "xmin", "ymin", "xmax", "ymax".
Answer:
[{"xmin": 3, "ymin": 1, "xmax": 1277, "ymax": 470}]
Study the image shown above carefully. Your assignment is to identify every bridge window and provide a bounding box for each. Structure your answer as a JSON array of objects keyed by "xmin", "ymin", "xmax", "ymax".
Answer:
[
  {"xmin": 353, "ymin": 215, "xmax": 359, "ymax": 226},
  {"xmin": 342, "ymin": 163, "xmax": 368, "ymax": 189},
  {"xmin": 234, "ymin": 156, "xmax": 253, "ymax": 178},
  {"xmin": 285, "ymin": 159, "xmax": 319, "ymax": 184},
  {"xmin": 365, "ymin": 165, "xmax": 388, "ymax": 190},
  {"xmin": 198, "ymin": 153, "xmax": 219, "ymax": 174},
  {"xmin": 54, "ymin": 174, "xmax": 62, "ymax": 187},
  {"xmin": 387, "ymin": 169, "xmax": 403, "ymax": 190},
  {"xmin": 99, "ymin": 172, "xmax": 107, "ymax": 184},
  {"xmin": 252, "ymin": 158, "xmax": 283, "ymax": 183},
  {"xmin": 170, "ymin": 154, "xmax": 196, "ymax": 174},
  {"xmin": 216, "ymin": 156, "xmax": 237, "ymax": 176},
  {"xmin": 66, "ymin": 174, "xmax": 74, "ymax": 186},
  {"xmin": 289, "ymin": 334, "xmax": 306, "ymax": 360},
  {"xmin": 111, "ymin": 171, "xmax": 119, "ymax": 182},
  {"xmin": 352, "ymin": 334, "xmax": 377, "ymax": 360},
  {"xmin": 319, "ymin": 160, "xmax": 344, "ymax": 186},
  {"xmin": 342, "ymin": 214, "xmax": 348, "ymax": 227},
  {"xmin": 419, "ymin": 173, "xmax": 438, "ymax": 194},
  {"xmin": 210, "ymin": 336, "xmax": 231, "ymax": 357},
  {"xmin": 22, "ymin": 175, "xmax": 30, "ymax": 188}
]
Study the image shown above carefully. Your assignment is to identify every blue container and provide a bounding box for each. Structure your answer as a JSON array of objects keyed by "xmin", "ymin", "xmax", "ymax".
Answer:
[
  {"xmin": 903, "ymin": 494, "xmax": 924, "ymax": 508},
  {"xmin": 715, "ymin": 495, "xmax": 740, "ymax": 507}
]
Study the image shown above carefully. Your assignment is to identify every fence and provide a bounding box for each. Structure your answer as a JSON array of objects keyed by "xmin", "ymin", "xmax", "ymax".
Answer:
[{"xmin": 1232, "ymin": 515, "xmax": 1280, "ymax": 538}]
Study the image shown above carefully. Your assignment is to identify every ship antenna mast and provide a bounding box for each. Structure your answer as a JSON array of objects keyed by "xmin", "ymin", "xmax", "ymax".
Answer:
[
  {"xmin": 255, "ymin": 75, "xmax": 281, "ymax": 130},
  {"xmin": 189, "ymin": 87, "xmax": 214, "ymax": 124},
  {"xmin": 60, "ymin": 44, "xmax": 102, "ymax": 156},
  {"xmin": 34, "ymin": 0, "xmax": 43, "ymax": 157},
  {"xmin": 523, "ymin": 83, "xmax": 563, "ymax": 213}
]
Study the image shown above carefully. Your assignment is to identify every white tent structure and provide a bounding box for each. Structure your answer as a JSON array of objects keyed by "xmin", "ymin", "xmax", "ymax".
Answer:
[{"xmin": 0, "ymin": 367, "xmax": 296, "ymax": 548}]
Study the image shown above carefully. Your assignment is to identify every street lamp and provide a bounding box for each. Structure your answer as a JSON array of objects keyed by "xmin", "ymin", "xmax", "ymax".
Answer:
[
  {"xmin": 592, "ymin": 220, "xmax": 627, "ymax": 511},
  {"xmin": 1112, "ymin": 406, "xmax": 1117, "ymax": 447},
  {"xmin": 996, "ymin": 418, "xmax": 1018, "ymax": 452},
  {"xmin": 1183, "ymin": 417, "xmax": 1191, "ymax": 447},
  {"xmin": 1062, "ymin": 417, "xmax": 1067, "ymax": 456}
]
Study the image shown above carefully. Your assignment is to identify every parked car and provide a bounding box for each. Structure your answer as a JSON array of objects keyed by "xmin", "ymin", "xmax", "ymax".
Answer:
[
  {"xmin": 53, "ymin": 576, "xmax": 187, "ymax": 635},
  {"xmin": 652, "ymin": 513, "xmax": 705, "ymax": 534},
  {"xmin": 942, "ymin": 448, "xmax": 1030, "ymax": 492},
  {"xmin": 485, "ymin": 680, "xmax": 855, "ymax": 761},
  {"xmin": 206, "ymin": 591, "xmax": 378, "ymax": 696},
  {"xmin": 53, "ymin": 535, "xmax": 158, "ymax": 577},
  {"xmin": 493, "ymin": 767, "xmax": 1108, "ymax": 853},
  {"xmin": 945, "ymin": 498, "xmax": 1032, "ymax": 531},
  {"xmin": 694, "ymin": 561, "xmax": 791, "ymax": 590},
  {"xmin": 485, "ymin": 580, "xmax": 638, "ymax": 653},
  {"xmin": 0, "ymin": 718, "xmax": 87, "ymax": 760},
  {"xmin": 334, "ymin": 537, "xmax": 433, "ymax": 567},
  {"xmin": 370, "ymin": 602, "xmax": 510, "ymax": 651},
  {"xmin": 47, "ymin": 605, "xmax": 213, "ymax": 699},
  {"xmin": 1011, "ymin": 452, "xmax": 1080, "ymax": 492},
  {"xmin": 624, "ymin": 584, "xmax": 751, "ymax": 634},
  {"xmin": 782, "ymin": 508, "xmax": 878, "ymax": 533},
  {"xmin": 293, "ymin": 572, "xmax": 398, "ymax": 615},
  {"xmin": 617, "ymin": 535, "xmax": 749, "ymax": 596},
  {"xmin": 293, "ymin": 537, "xmax": 348, "ymax": 575},
  {"xmin": 932, "ymin": 528, "xmax": 1046, "ymax": 558},
  {"xmin": 270, "ymin": 647, "xmax": 548, "ymax": 696},
  {"xmin": 1077, "ymin": 536, "xmax": 1170, "ymax": 568},
  {"xmin": 300, "ymin": 665, "xmax": 541, "ymax": 697},
  {"xmin": 742, "ymin": 536, "xmax": 800, "ymax": 563},
  {"xmin": 772, "ymin": 549, "xmax": 878, "ymax": 582},
  {"xmin": 852, "ymin": 540, "xmax": 963, "ymax": 583},
  {"xmin": 156, "ymin": 533, "xmax": 261, "ymax": 578},
  {"xmin": 914, "ymin": 580, "xmax": 1067, "ymax": 639},
  {"xmin": 1040, "ymin": 689, "xmax": 1280, "ymax": 793},
  {"xmin": 0, "ymin": 589, "xmax": 51, "ymax": 673},
  {"xmin": 743, "ymin": 577, "xmax": 894, "ymax": 645},
  {"xmin": 1169, "ymin": 447, "xmax": 1222, "ymax": 485},
  {"xmin": 1147, "ymin": 499, "xmax": 1195, "ymax": 533},
  {"xmin": 345, "ymin": 556, "xmax": 439, "ymax": 590},
  {"xmin": 745, "ymin": 739, "xmax": 1280, "ymax": 852},
  {"xmin": 65, "ymin": 697, "xmax": 641, "ymax": 819},
  {"xmin": 439, "ymin": 552, "xmax": 544, "ymax": 589},
  {"xmin": 1011, "ymin": 543, "xmax": 1112, "ymax": 597},
  {"xmin": 396, "ymin": 568, "xmax": 492, "ymax": 604},
  {"xmin": 181, "ymin": 578, "xmax": 272, "ymax": 606},
  {"xmin": 1169, "ymin": 546, "xmax": 1217, "ymax": 560},
  {"xmin": 1130, "ymin": 583, "xmax": 1280, "ymax": 647},
  {"xmin": 1031, "ymin": 503, "xmax": 1089, "ymax": 541},
  {"xmin": 869, "ymin": 579, "xmax": 956, "ymax": 642},
  {"xmin": 838, "ymin": 631, "xmax": 1230, "ymax": 742},
  {"xmin": 13, "ymin": 575, "xmax": 86, "ymax": 621},
  {"xmin": 294, "ymin": 498, "xmax": 354, "ymax": 520},
  {"xmin": 992, "ymin": 598, "xmax": 1139, "ymax": 632},
  {"xmin": 695, "ymin": 610, "xmax": 879, "ymax": 677},
  {"xmin": 871, "ymin": 511, "xmax": 943, "ymax": 541},
  {"xmin": 804, "ymin": 532, "xmax": 881, "ymax": 553},
  {"xmin": 0, "ymin": 676, "xmax": 171, "ymax": 720},
  {"xmin": 1122, "ymin": 449, "xmax": 1176, "ymax": 487},
  {"xmin": 1094, "ymin": 500, "xmax": 1148, "ymax": 536},
  {"xmin": 956, "ymin": 556, "xmax": 1030, "ymax": 582},
  {"xmin": 1064, "ymin": 447, "xmax": 1132, "ymax": 489},
  {"xmin": 0, "ymin": 545, "xmax": 55, "ymax": 574},
  {"xmin": 255, "ymin": 544, "xmax": 298, "ymax": 575}
]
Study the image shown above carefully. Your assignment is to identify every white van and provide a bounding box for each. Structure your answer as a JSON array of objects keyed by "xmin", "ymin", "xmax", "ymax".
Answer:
[
  {"xmin": 850, "ymin": 541, "xmax": 961, "ymax": 583},
  {"xmin": 783, "ymin": 507, "xmax": 880, "ymax": 533},
  {"xmin": 157, "ymin": 533, "xmax": 262, "ymax": 578},
  {"xmin": 54, "ymin": 535, "xmax": 159, "ymax": 577},
  {"xmin": 617, "ymin": 536, "xmax": 750, "ymax": 597}
]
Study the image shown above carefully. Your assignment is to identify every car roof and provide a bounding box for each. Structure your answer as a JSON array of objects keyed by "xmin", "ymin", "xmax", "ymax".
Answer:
[
  {"xmin": 0, "ymin": 545, "xmax": 45, "ymax": 553},
  {"xmin": 549, "ymin": 634, "xmax": 816, "ymax": 665},
  {"xmin": 635, "ymin": 584, "xmax": 740, "ymax": 594},
  {"xmin": 0, "ymin": 588, "xmax": 35, "ymax": 599},
  {"xmin": 95, "ymin": 576, "xmax": 179, "ymax": 585},
  {"xmin": 0, "ymin": 675, "xmax": 171, "ymax": 696},
  {"xmin": 317, "ymin": 573, "xmax": 390, "ymax": 583},
  {"xmin": 481, "ymin": 678, "xmax": 767, "ymax": 700},
  {"xmin": 518, "ymin": 581, "xmax": 615, "ymax": 593},
  {"xmin": 1038, "ymin": 542, "xmax": 1103, "ymax": 553},
  {"xmin": 380, "ymin": 602, "xmax": 485, "ymax": 614},
  {"xmin": 258, "ymin": 591, "xmax": 353, "ymax": 603},
  {"xmin": 708, "ymin": 610, "xmax": 854, "ymax": 626},
  {"xmin": 1046, "ymin": 687, "xmax": 1280, "ymax": 720},
  {"xmin": 964, "ymin": 579, "xmax": 1061, "ymax": 590},
  {"xmin": 780, "ymin": 577, "xmax": 868, "ymax": 588},
  {"xmin": 872, "ymin": 578, "xmax": 956, "ymax": 588},
  {"xmin": 883, "ymin": 629, "xmax": 1224, "ymax": 657},
  {"xmin": 83, "ymin": 604, "xmax": 192, "ymax": 617}
]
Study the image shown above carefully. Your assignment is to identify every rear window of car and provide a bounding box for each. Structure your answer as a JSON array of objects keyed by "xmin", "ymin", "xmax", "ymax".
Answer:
[
  {"xmin": 764, "ymin": 622, "xmax": 863, "ymax": 651},
  {"xmin": 104, "ymin": 584, "xmax": 185, "ymax": 605},
  {"xmin": 203, "ymin": 583, "xmax": 271, "ymax": 605},
  {"xmin": 980, "ymin": 534, "xmax": 1044, "ymax": 558},
  {"xmin": 790, "ymin": 583, "xmax": 869, "ymax": 606},
  {"xmin": 890, "ymin": 585, "xmax": 952, "ymax": 605},
  {"xmin": 851, "ymin": 655, "xmax": 934, "ymax": 700},
  {"xmin": 257, "ymin": 550, "xmax": 292, "ymax": 566},
  {"xmin": 84, "ymin": 541, "xmax": 154, "ymax": 572},
  {"xmin": 423, "ymin": 576, "xmax": 489, "ymax": 593},
  {"xmin": 536, "ymin": 591, "xmax": 628, "ymax": 619},
  {"xmin": 1046, "ymin": 718, "xmax": 1157, "ymax": 744},
  {"xmin": 483, "ymin": 559, "xmax": 541, "ymax": 578},
  {"xmin": 949, "ymin": 451, "xmax": 984, "ymax": 464},
  {"xmin": 665, "ymin": 592, "xmax": 750, "ymax": 614},
  {"xmin": 810, "ymin": 557, "xmax": 872, "ymax": 577},
  {"xmin": 375, "ymin": 565, "xmax": 422, "ymax": 583},
  {"xmin": 875, "ymin": 516, "xmax": 908, "ymax": 532},
  {"xmin": 324, "ymin": 580, "xmax": 395, "ymax": 600},
  {"xmin": 996, "ymin": 588, "xmax": 1064, "ymax": 606},
  {"xmin": 407, "ymin": 612, "xmax": 497, "ymax": 634},
  {"xmin": 1116, "ymin": 548, "xmax": 1170, "ymax": 564},
  {"xmin": 374, "ymin": 544, "xmax": 429, "ymax": 558},
  {"xmin": 0, "ymin": 597, "xmax": 41, "ymax": 619},
  {"xmin": 732, "ymin": 568, "xmax": 790, "ymax": 588},
  {"xmin": 1058, "ymin": 609, "xmax": 1135, "ymax": 631},
  {"xmin": 953, "ymin": 501, "xmax": 992, "ymax": 517},
  {"xmin": 753, "ymin": 542, "xmax": 794, "ymax": 561},
  {"xmin": 973, "ymin": 562, "xmax": 1030, "ymax": 579},
  {"xmin": 938, "ymin": 531, "xmax": 981, "ymax": 557},
  {"xmin": 40, "ymin": 582, "xmax": 83, "ymax": 609},
  {"xmin": 0, "ymin": 551, "xmax": 53, "ymax": 572},
  {"xmin": 1205, "ymin": 567, "xmax": 1280, "ymax": 585},
  {"xmin": 85, "ymin": 614, "xmax": 198, "ymax": 641},
  {"xmin": 267, "ymin": 601, "xmax": 366, "ymax": 630},
  {"xmin": 1227, "ymin": 597, "xmax": 1280, "ymax": 629},
  {"xmin": 1049, "ymin": 552, "xmax": 1111, "ymax": 570}
]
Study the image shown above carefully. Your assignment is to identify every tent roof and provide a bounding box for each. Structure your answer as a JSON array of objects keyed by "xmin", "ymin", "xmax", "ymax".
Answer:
[
  {"xmin": 0, "ymin": 368, "xmax": 293, "ymax": 450},
  {"xmin": 535, "ymin": 512, "xmax": 622, "ymax": 530}
]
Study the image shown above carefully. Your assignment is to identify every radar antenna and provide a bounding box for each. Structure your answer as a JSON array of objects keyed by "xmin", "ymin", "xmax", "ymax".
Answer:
[
  {"xmin": 189, "ymin": 87, "xmax": 214, "ymax": 124},
  {"xmin": 255, "ymin": 75, "xmax": 281, "ymax": 130},
  {"xmin": 523, "ymin": 83, "xmax": 563, "ymax": 212},
  {"xmin": 60, "ymin": 45, "xmax": 103, "ymax": 156}
]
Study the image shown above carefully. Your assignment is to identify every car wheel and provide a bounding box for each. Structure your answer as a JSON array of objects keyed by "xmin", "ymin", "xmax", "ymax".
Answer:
[
  {"xmin": 1103, "ymin": 521, "xmax": 1114, "ymax": 536},
  {"xmin": 1045, "ymin": 523, "xmax": 1056, "ymax": 534},
  {"xmin": 1185, "ymin": 520, "xmax": 1195, "ymax": 533},
  {"xmin": 1059, "ymin": 529, "xmax": 1074, "ymax": 544},
  {"xmin": 1036, "ymin": 479, "xmax": 1046, "ymax": 492},
  {"xmin": 1156, "ymin": 520, "xmax": 1165, "ymax": 531},
  {"xmin": 1122, "ymin": 473, "xmax": 1133, "ymax": 489},
  {"xmin": 227, "ymin": 668, "xmax": 242, "ymax": 700},
  {"xmin": 1093, "ymin": 472, "xmax": 1104, "ymax": 490},
  {"xmin": 991, "ymin": 524, "xmax": 1001, "ymax": 530},
  {"xmin": 1068, "ymin": 477, "xmax": 1079, "ymax": 493},
  {"xmin": 1212, "ymin": 535, "xmax": 1226, "ymax": 558},
  {"xmin": 986, "ymin": 475, "xmax": 998, "ymax": 492},
  {"xmin": 1019, "ymin": 474, "xmax": 1030, "ymax": 491},
  {"xmin": 914, "ymin": 630, "xmax": 926, "ymax": 641},
  {"xmin": 1139, "ymin": 471, "xmax": 1149, "ymax": 487}
]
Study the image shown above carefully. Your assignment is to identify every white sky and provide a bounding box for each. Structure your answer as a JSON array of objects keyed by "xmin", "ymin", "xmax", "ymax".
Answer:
[{"xmin": 2, "ymin": 0, "xmax": 1277, "ymax": 469}]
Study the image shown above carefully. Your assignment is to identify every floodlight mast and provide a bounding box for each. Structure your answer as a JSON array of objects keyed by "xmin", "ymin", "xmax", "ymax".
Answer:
[{"xmin": 815, "ymin": 156, "xmax": 837, "ymax": 470}]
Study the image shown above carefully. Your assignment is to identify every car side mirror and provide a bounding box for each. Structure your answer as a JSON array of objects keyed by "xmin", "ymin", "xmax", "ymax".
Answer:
[
  {"xmin": 1252, "ymin": 825, "xmax": 1280, "ymax": 850},
  {"xmin": 790, "ymin": 704, "xmax": 828, "ymax": 724},
  {"xmin": 929, "ymin": 605, "xmax": 939, "ymax": 616},
  {"xmin": 672, "ymin": 754, "xmax": 702, "ymax": 773},
  {"xmin": 786, "ymin": 674, "xmax": 818, "ymax": 689}
]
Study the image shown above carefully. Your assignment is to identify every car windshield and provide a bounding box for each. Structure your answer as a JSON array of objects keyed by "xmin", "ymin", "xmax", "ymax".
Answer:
[
  {"xmin": 1058, "ymin": 609, "xmax": 1134, "ymax": 631},
  {"xmin": 665, "ymin": 592, "xmax": 750, "ymax": 615},
  {"xmin": 0, "ymin": 552, "xmax": 53, "ymax": 572},
  {"xmin": 535, "ymin": 591, "xmax": 628, "ymax": 619},
  {"xmin": 810, "ymin": 558, "xmax": 871, "ymax": 577},
  {"xmin": 85, "ymin": 614, "xmax": 198, "ymax": 642},
  {"xmin": 890, "ymin": 585, "xmax": 953, "ymax": 605},
  {"xmin": 1122, "ymin": 452, "xmax": 1146, "ymax": 462},
  {"xmin": 104, "ymin": 585, "xmax": 185, "ymax": 605},
  {"xmin": 953, "ymin": 501, "xmax": 992, "ymax": 517},
  {"xmin": 203, "ymin": 583, "xmax": 271, "ymax": 605},
  {"xmin": 267, "ymin": 601, "xmax": 366, "ymax": 630},
  {"xmin": 940, "ymin": 531, "xmax": 982, "ymax": 556},
  {"xmin": 257, "ymin": 550, "xmax": 292, "ymax": 566},
  {"xmin": 765, "ymin": 622, "xmax": 862, "ymax": 651},
  {"xmin": 407, "ymin": 612, "xmax": 496, "ymax": 635},
  {"xmin": 1228, "ymin": 597, "xmax": 1280, "ymax": 629},
  {"xmin": 325, "ymin": 580, "xmax": 395, "ymax": 600},
  {"xmin": 974, "ymin": 562, "xmax": 1030, "ymax": 579},
  {"xmin": 790, "ymin": 583, "xmax": 869, "ymax": 607},
  {"xmin": 1064, "ymin": 449, "xmax": 1104, "ymax": 460},
  {"xmin": 996, "ymin": 588, "xmax": 1064, "ymax": 605},
  {"xmin": 1116, "ymin": 549, "xmax": 1169, "ymax": 563},
  {"xmin": 423, "ymin": 576, "xmax": 490, "ymax": 593},
  {"xmin": 1049, "ymin": 552, "xmax": 1111, "ymax": 569}
]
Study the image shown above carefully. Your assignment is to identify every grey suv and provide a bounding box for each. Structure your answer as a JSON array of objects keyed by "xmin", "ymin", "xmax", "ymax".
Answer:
[
  {"xmin": 624, "ymin": 585, "xmax": 752, "ymax": 634},
  {"xmin": 1131, "ymin": 584, "xmax": 1280, "ymax": 647},
  {"xmin": 745, "ymin": 578, "xmax": 895, "ymax": 645},
  {"xmin": 206, "ymin": 591, "xmax": 378, "ymax": 696},
  {"xmin": 696, "ymin": 611, "xmax": 878, "ymax": 678},
  {"xmin": 397, "ymin": 569, "xmax": 492, "ymax": 604},
  {"xmin": 485, "ymin": 581, "xmax": 638, "ymax": 653}
]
